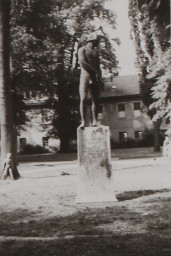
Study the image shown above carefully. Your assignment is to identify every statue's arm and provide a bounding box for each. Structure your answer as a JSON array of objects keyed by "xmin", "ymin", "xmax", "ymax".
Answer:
[
  {"xmin": 78, "ymin": 47, "xmax": 97, "ymax": 75},
  {"xmin": 94, "ymin": 51, "xmax": 104, "ymax": 88},
  {"xmin": 96, "ymin": 53, "xmax": 102, "ymax": 78},
  {"xmin": 2, "ymin": 160, "xmax": 6, "ymax": 170},
  {"xmin": 11, "ymin": 159, "xmax": 14, "ymax": 169}
]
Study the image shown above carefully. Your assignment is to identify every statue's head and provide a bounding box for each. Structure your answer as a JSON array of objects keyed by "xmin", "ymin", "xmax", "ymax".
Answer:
[
  {"xmin": 165, "ymin": 129, "xmax": 171, "ymax": 138},
  {"xmin": 7, "ymin": 153, "xmax": 12, "ymax": 159},
  {"xmin": 87, "ymin": 33, "xmax": 99, "ymax": 46}
]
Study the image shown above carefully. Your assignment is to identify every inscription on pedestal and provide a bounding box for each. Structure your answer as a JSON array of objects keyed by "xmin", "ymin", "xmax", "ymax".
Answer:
[{"xmin": 77, "ymin": 126, "xmax": 117, "ymax": 203}]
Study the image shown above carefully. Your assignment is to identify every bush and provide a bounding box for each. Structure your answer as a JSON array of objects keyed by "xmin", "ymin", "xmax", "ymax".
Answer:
[
  {"xmin": 110, "ymin": 127, "xmax": 165, "ymax": 149},
  {"xmin": 110, "ymin": 138, "xmax": 137, "ymax": 149},
  {"xmin": 110, "ymin": 133, "xmax": 155, "ymax": 149},
  {"xmin": 20, "ymin": 144, "xmax": 50, "ymax": 155},
  {"xmin": 141, "ymin": 128, "xmax": 164, "ymax": 147},
  {"xmin": 68, "ymin": 139, "xmax": 77, "ymax": 153}
]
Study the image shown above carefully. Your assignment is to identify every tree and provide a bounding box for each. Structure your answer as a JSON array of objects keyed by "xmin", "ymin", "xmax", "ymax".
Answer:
[
  {"xmin": 140, "ymin": 0, "xmax": 171, "ymax": 123},
  {"xmin": 49, "ymin": 0, "xmax": 118, "ymax": 151},
  {"xmin": 149, "ymin": 48, "xmax": 171, "ymax": 122},
  {"xmin": 10, "ymin": 0, "xmax": 79, "ymax": 152},
  {"xmin": 0, "ymin": 0, "xmax": 20, "ymax": 179},
  {"xmin": 11, "ymin": 0, "xmax": 119, "ymax": 152},
  {"xmin": 128, "ymin": 0, "xmax": 170, "ymax": 151},
  {"xmin": 49, "ymin": 0, "xmax": 119, "ymax": 152}
]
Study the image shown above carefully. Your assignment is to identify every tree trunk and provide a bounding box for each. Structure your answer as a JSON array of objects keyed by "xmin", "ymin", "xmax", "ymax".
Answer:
[
  {"xmin": 0, "ymin": 0, "xmax": 20, "ymax": 179},
  {"xmin": 153, "ymin": 120, "xmax": 161, "ymax": 152},
  {"xmin": 59, "ymin": 137, "xmax": 70, "ymax": 153}
]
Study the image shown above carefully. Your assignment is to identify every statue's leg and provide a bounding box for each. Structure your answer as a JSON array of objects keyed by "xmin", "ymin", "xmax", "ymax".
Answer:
[
  {"xmin": 91, "ymin": 99, "xmax": 98, "ymax": 126},
  {"xmin": 91, "ymin": 86, "xmax": 99, "ymax": 126},
  {"xmin": 9, "ymin": 168, "xmax": 14, "ymax": 180},
  {"xmin": 2, "ymin": 167, "xmax": 8, "ymax": 179},
  {"xmin": 79, "ymin": 76, "xmax": 89, "ymax": 127}
]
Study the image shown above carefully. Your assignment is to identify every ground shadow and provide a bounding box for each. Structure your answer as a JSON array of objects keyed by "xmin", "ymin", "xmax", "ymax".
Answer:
[
  {"xmin": 0, "ymin": 190, "xmax": 170, "ymax": 256},
  {"xmin": 17, "ymin": 153, "xmax": 77, "ymax": 163},
  {"xmin": 116, "ymin": 189, "xmax": 170, "ymax": 201}
]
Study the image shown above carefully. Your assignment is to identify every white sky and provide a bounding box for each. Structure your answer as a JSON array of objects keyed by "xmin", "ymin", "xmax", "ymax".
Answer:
[{"xmin": 105, "ymin": 0, "xmax": 138, "ymax": 75}]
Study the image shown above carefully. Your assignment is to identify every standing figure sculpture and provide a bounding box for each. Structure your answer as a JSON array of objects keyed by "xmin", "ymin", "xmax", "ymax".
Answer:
[
  {"xmin": 78, "ymin": 33, "xmax": 103, "ymax": 128},
  {"xmin": 2, "ymin": 153, "xmax": 14, "ymax": 180}
]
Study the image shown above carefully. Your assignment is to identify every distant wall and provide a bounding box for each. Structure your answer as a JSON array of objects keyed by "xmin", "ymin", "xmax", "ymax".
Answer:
[
  {"xmin": 99, "ymin": 98, "xmax": 153, "ymax": 141},
  {"xmin": 17, "ymin": 109, "xmax": 60, "ymax": 152}
]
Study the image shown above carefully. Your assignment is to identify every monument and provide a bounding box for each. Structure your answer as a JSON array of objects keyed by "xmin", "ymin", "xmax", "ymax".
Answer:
[{"xmin": 77, "ymin": 33, "xmax": 117, "ymax": 203}]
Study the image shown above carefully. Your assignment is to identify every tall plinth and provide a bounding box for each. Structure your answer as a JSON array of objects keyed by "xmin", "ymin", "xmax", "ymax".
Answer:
[{"xmin": 77, "ymin": 126, "xmax": 117, "ymax": 203}]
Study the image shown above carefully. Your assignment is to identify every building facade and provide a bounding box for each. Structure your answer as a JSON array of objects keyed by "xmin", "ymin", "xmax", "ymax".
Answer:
[
  {"xmin": 99, "ymin": 75, "xmax": 167, "ymax": 142},
  {"xmin": 16, "ymin": 74, "xmax": 168, "ymax": 151},
  {"xmin": 17, "ymin": 92, "xmax": 60, "ymax": 152}
]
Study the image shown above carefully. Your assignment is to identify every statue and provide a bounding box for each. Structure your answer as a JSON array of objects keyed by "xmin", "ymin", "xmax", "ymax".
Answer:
[
  {"xmin": 163, "ymin": 136, "xmax": 169, "ymax": 157},
  {"xmin": 2, "ymin": 153, "xmax": 14, "ymax": 180},
  {"xmin": 78, "ymin": 33, "xmax": 103, "ymax": 128},
  {"xmin": 77, "ymin": 34, "xmax": 117, "ymax": 203}
]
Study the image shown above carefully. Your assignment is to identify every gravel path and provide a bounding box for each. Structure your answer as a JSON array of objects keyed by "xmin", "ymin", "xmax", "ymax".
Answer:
[{"xmin": 0, "ymin": 157, "xmax": 170, "ymax": 217}]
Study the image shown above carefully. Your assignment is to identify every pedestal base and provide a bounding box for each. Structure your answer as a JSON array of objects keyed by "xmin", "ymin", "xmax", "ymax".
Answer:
[{"xmin": 77, "ymin": 126, "xmax": 117, "ymax": 203}]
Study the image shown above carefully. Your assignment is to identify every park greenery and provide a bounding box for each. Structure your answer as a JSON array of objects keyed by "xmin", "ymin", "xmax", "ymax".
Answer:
[
  {"xmin": 10, "ymin": 0, "xmax": 119, "ymax": 152},
  {"xmin": 129, "ymin": 0, "xmax": 171, "ymax": 151}
]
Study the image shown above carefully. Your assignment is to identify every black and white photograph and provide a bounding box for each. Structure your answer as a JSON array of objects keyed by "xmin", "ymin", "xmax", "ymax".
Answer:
[{"xmin": 0, "ymin": 0, "xmax": 170, "ymax": 255}]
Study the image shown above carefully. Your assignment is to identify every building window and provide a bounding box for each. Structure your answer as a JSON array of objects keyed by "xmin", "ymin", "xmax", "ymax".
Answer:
[
  {"xmin": 97, "ymin": 104, "xmax": 103, "ymax": 120},
  {"xmin": 31, "ymin": 90, "xmax": 36, "ymax": 98},
  {"xmin": 42, "ymin": 109, "xmax": 49, "ymax": 123},
  {"xmin": 42, "ymin": 137, "xmax": 49, "ymax": 147},
  {"xmin": 135, "ymin": 131, "xmax": 143, "ymax": 140},
  {"xmin": 166, "ymin": 118, "xmax": 170, "ymax": 124},
  {"xmin": 23, "ymin": 91, "xmax": 30, "ymax": 99},
  {"xmin": 119, "ymin": 132, "xmax": 128, "ymax": 142},
  {"xmin": 133, "ymin": 102, "xmax": 141, "ymax": 116},
  {"xmin": 20, "ymin": 138, "xmax": 26, "ymax": 150},
  {"xmin": 118, "ymin": 103, "xmax": 125, "ymax": 118}
]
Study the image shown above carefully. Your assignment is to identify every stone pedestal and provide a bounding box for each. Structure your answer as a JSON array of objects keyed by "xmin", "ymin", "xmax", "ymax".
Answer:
[{"xmin": 77, "ymin": 126, "xmax": 117, "ymax": 203}]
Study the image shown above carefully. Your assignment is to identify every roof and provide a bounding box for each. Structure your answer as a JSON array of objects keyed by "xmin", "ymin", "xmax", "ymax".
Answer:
[{"xmin": 100, "ymin": 74, "xmax": 140, "ymax": 98}]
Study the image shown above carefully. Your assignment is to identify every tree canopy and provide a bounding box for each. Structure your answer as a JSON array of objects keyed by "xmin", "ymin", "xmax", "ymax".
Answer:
[
  {"xmin": 10, "ymin": 0, "xmax": 119, "ymax": 151},
  {"xmin": 129, "ymin": 0, "xmax": 171, "ymax": 122}
]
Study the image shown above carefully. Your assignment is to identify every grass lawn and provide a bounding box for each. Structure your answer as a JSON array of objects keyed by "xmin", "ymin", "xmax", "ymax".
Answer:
[
  {"xmin": 0, "ymin": 148, "xmax": 169, "ymax": 256},
  {"xmin": 0, "ymin": 190, "xmax": 170, "ymax": 256},
  {"xmin": 17, "ymin": 147, "xmax": 162, "ymax": 163}
]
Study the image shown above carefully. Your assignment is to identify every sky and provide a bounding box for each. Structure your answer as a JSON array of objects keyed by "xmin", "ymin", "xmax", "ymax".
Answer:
[{"xmin": 105, "ymin": 0, "xmax": 138, "ymax": 76}]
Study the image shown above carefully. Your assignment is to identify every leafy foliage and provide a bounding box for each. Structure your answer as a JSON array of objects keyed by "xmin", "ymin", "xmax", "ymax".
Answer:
[
  {"xmin": 20, "ymin": 143, "xmax": 50, "ymax": 155},
  {"xmin": 10, "ymin": 0, "xmax": 119, "ymax": 151},
  {"xmin": 128, "ymin": 0, "xmax": 171, "ymax": 121},
  {"xmin": 149, "ymin": 47, "xmax": 171, "ymax": 121}
]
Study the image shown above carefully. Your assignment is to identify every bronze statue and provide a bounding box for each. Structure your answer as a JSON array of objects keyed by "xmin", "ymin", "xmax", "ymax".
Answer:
[{"xmin": 78, "ymin": 33, "xmax": 103, "ymax": 128}]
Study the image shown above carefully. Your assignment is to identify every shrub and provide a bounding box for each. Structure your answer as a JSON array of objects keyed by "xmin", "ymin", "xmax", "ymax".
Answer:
[
  {"xmin": 110, "ymin": 131, "xmax": 155, "ymax": 149},
  {"xmin": 110, "ymin": 138, "xmax": 137, "ymax": 149},
  {"xmin": 20, "ymin": 144, "xmax": 50, "ymax": 155}
]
